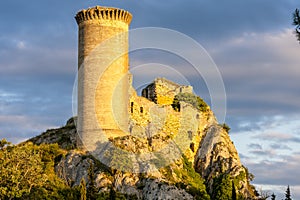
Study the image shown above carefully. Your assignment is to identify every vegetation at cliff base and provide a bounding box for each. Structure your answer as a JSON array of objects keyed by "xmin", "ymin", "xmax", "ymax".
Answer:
[
  {"xmin": 173, "ymin": 155, "xmax": 210, "ymax": 200},
  {"xmin": 0, "ymin": 139, "xmax": 80, "ymax": 199}
]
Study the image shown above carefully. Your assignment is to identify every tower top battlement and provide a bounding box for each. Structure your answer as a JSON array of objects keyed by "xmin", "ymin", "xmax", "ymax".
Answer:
[{"xmin": 75, "ymin": 6, "xmax": 132, "ymax": 25}]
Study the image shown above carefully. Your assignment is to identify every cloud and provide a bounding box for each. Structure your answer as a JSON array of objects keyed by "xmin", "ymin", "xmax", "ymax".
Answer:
[
  {"xmin": 0, "ymin": 115, "xmax": 58, "ymax": 143},
  {"xmin": 245, "ymin": 153, "xmax": 300, "ymax": 186},
  {"xmin": 239, "ymin": 153, "xmax": 251, "ymax": 160},
  {"xmin": 0, "ymin": 36, "xmax": 76, "ymax": 76},
  {"xmin": 231, "ymin": 115, "xmax": 300, "ymax": 197},
  {"xmin": 270, "ymin": 143, "xmax": 292, "ymax": 150},
  {"xmin": 259, "ymin": 132, "xmax": 300, "ymax": 143},
  {"xmin": 211, "ymin": 29, "xmax": 300, "ymax": 116},
  {"xmin": 249, "ymin": 149, "xmax": 277, "ymax": 157},
  {"xmin": 120, "ymin": 0, "xmax": 299, "ymax": 42},
  {"xmin": 248, "ymin": 143, "xmax": 263, "ymax": 150}
]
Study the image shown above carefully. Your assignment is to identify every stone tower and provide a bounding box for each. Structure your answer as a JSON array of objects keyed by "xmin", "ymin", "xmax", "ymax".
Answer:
[{"xmin": 75, "ymin": 6, "xmax": 132, "ymax": 147}]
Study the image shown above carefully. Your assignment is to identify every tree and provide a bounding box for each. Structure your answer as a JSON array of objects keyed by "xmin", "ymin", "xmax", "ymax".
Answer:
[
  {"xmin": 293, "ymin": 9, "xmax": 300, "ymax": 43},
  {"xmin": 271, "ymin": 193, "xmax": 276, "ymax": 200},
  {"xmin": 0, "ymin": 141, "xmax": 77, "ymax": 199},
  {"xmin": 0, "ymin": 142, "xmax": 48, "ymax": 199},
  {"xmin": 285, "ymin": 185, "xmax": 292, "ymax": 200},
  {"xmin": 87, "ymin": 161, "xmax": 98, "ymax": 199},
  {"xmin": 258, "ymin": 187, "xmax": 270, "ymax": 200},
  {"xmin": 212, "ymin": 174, "xmax": 233, "ymax": 200},
  {"xmin": 0, "ymin": 139, "xmax": 11, "ymax": 149},
  {"xmin": 232, "ymin": 181, "xmax": 237, "ymax": 200}
]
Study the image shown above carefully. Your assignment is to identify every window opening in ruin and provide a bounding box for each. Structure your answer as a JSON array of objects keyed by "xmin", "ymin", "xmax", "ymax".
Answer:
[
  {"xmin": 131, "ymin": 102, "xmax": 134, "ymax": 113},
  {"xmin": 190, "ymin": 143, "xmax": 195, "ymax": 152}
]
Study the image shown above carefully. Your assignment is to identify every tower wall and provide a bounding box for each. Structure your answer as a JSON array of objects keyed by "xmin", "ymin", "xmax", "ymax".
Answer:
[{"xmin": 75, "ymin": 6, "xmax": 132, "ymax": 146}]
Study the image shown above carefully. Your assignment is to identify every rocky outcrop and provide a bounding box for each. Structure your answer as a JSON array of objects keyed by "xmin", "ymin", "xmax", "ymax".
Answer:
[
  {"xmin": 195, "ymin": 124, "xmax": 254, "ymax": 198},
  {"xmin": 29, "ymin": 78, "xmax": 257, "ymax": 199},
  {"xmin": 55, "ymin": 150, "xmax": 196, "ymax": 199},
  {"xmin": 142, "ymin": 179, "xmax": 193, "ymax": 200},
  {"xmin": 28, "ymin": 117, "xmax": 78, "ymax": 150}
]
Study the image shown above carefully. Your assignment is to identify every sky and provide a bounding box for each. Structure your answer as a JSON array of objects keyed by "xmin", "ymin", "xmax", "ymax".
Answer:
[{"xmin": 0, "ymin": 0, "xmax": 300, "ymax": 198}]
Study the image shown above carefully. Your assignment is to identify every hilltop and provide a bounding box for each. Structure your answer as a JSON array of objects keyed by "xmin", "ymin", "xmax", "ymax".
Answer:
[{"xmin": 23, "ymin": 78, "xmax": 258, "ymax": 199}]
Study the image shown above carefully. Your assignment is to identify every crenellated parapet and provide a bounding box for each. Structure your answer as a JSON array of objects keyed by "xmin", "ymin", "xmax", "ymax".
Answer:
[{"xmin": 75, "ymin": 6, "xmax": 132, "ymax": 25}]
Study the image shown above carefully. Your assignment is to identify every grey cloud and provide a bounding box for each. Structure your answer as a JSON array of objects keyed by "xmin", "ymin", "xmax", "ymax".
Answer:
[
  {"xmin": 123, "ymin": 0, "xmax": 298, "ymax": 41},
  {"xmin": 248, "ymin": 143, "xmax": 263, "ymax": 150},
  {"xmin": 249, "ymin": 149, "xmax": 276, "ymax": 157},
  {"xmin": 270, "ymin": 143, "xmax": 292, "ymax": 150},
  {"xmin": 1, "ymin": 0, "xmax": 297, "ymax": 46},
  {"xmin": 239, "ymin": 153, "xmax": 251, "ymax": 160},
  {"xmin": 259, "ymin": 132, "xmax": 300, "ymax": 144},
  {"xmin": 246, "ymin": 153, "xmax": 300, "ymax": 185},
  {"xmin": 0, "ymin": 115, "xmax": 61, "ymax": 143},
  {"xmin": 0, "ymin": 73, "xmax": 74, "ymax": 142}
]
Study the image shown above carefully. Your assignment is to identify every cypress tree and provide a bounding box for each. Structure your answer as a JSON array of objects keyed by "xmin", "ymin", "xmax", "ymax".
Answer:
[
  {"xmin": 271, "ymin": 193, "xmax": 276, "ymax": 200},
  {"xmin": 285, "ymin": 185, "xmax": 292, "ymax": 200},
  {"xmin": 232, "ymin": 181, "xmax": 237, "ymax": 200}
]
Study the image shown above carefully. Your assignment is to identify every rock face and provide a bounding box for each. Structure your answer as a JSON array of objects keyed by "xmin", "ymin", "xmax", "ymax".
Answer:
[
  {"xmin": 142, "ymin": 179, "xmax": 193, "ymax": 200},
  {"xmin": 54, "ymin": 150, "xmax": 195, "ymax": 199},
  {"xmin": 28, "ymin": 117, "xmax": 79, "ymax": 150},
  {"xmin": 29, "ymin": 78, "xmax": 257, "ymax": 199},
  {"xmin": 195, "ymin": 125, "xmax": 253, "ymax": 197}
]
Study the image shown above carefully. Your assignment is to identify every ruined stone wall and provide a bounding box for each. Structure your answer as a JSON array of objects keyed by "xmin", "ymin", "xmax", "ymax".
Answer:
[
  {"xmin": 76, "ymin": 6, "xmax": 132, "ymax": 146},
  {"xmin": 129, "ymin": 88, "xmax": 216, "ymax": 164},
  {"xmin": 142, "ymin": 78, "xmax": 193, "ymax": 106}
]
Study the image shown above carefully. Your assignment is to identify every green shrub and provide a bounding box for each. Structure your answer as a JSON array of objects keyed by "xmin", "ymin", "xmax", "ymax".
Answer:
[
  {"xmin": 220, "ymin": 123, "xmax": 231, "ymax": 133},
  {"xmin": 174, "ymin": 155, "xmax": 210, "ymax": 200},
  {"xmin": 172, "ymin": 93, "xmax": 208, "ymax": 112},
  {"xmin": 0, "ymin": 140, "xmax": 83, "ymax": 200}
]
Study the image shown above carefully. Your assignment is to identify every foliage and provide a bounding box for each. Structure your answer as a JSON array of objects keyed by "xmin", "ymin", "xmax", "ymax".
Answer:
[
  {"xmin": 174, "ymin": 155, "xmax": 210, "ymax": 200},
  {"xmin": 212, "ymin": 173, "xmax": 233, "ymax": 200},
  {"xmin": 0, "ymin": 139, "xmax": 11, "ymax": 149},
  {"xmin": 258, "ymin": 188, "xmax": 270, "ymax": 200},
  {"xmin": 232, "ymin": 181, "xmax": 237, "ymax": 200},
  {"xmin": 87, "ymin": 161, "xmax": 98, "ymax": 200},
  {"xmin": 0, "ymin": 139, "xmax": 83, "ymax": 199},
  {"xmin": 293, "ymin": 8, "xmax": 300, "ymax": 43},
  {"xmin": 271, "ymin": 193, "xmax": 276, "ymax": 200},
  {"xmin": 220, "ymin": 123, "xmax": 231, "ymax": 133},
  {"xmin": 285, "ymin": 185, "xmax": 292, "ymax": 200},
  {"xmin": 172, "ymin": 93, "xmax": 208, "ymax": 112},
  {"xmin": 212, "ymin": 169, "xmax": 252, "ymax": 200}
]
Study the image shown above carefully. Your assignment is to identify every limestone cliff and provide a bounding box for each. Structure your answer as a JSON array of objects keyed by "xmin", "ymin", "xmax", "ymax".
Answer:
[{"xmin": 29, "ymin": 78, "xmax": 257, "ymax": 199}]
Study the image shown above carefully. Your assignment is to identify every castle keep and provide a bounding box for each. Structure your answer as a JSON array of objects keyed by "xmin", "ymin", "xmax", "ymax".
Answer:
[{"xmin": 75, "ymin": 6, "xmax": 132, "ymax": 144}]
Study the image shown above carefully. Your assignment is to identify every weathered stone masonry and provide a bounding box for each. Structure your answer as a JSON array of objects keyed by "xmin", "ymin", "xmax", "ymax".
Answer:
[{"xmin": 76, "ymin": 6, "xmax": 132, "ymax": 146}]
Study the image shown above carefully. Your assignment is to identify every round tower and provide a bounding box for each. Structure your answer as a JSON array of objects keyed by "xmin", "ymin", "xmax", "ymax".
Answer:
[{"xmin": 75, "ymin": 6, "xmax": 132, "ymax": 146}]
